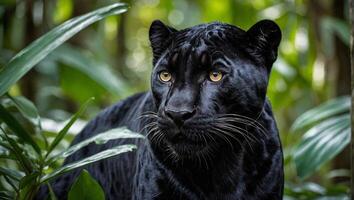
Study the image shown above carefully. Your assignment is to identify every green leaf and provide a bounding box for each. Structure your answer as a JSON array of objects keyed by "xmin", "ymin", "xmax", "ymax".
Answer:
[
  {"xmin": 0, "ymin": 191, "xmax": 15, "ymax": 200},
  {"xmin": 0, "ymin": 128, "xmax": 34, "ymax": 174},
  {"xmin": 59, "ymin": 64, "xmax": 107, "ymax": 103},
  {"xmin": 20, "ymin": 172, "xmax": 40, "ymax": 189},
  {"xmin": 0, "ymin": 104, "xmax": 41, "ymax": 154},
  {"xmin": 0, "ymin": 3, "xmax": 128, "ymax": 96},
  {"xmin": 47, "ymin": 183, "xmax": 58, "ymax": 200},
  {"xmin": 19, "ymin": 171, "xmax": 40, "ymax": 189},
  {"xmin": 3, "ymin": 175, "xmax": 18, "ymax": 192},
  {"xmin": 291, "ymin": 96, "xmax": 350, "ymax": 133},
  {"xmin": 320, "ymin": 17, "xmax": 350, "ymax": 56},
  {"xmin": 294, "ymin": 115, "xmax": 350, "ymax": 178},
  {"xmin": 41, "ymin": 144, "xmax": 136, "ymax": 183},
  {"xmin": 0, "ymin": 145, "xmax": 12, "ymax": 159},
  {"xmin": 46, "ymin": 98, "xmax": 94, "ymax": 157},
  {"xmin": 49, "ymin": 127, "xmax": 143, "ymax": 162},
  {"xmin": 54, "ymin": 45, "xmax": 128, "ymax": 95},
  {"xmin": 284, "ymin": 182, "xmax": 326, "ymax": 199},
  {"xmin": 0, "ymin": 167, "xmax": 24, "ymax": 181},
  {"xmin": 8, "ymin": 96, "xmax": 41, "ymax": 128},
  {"xmin": 68, "ymin": 170, "xmax": 105, "ymax": 200}
]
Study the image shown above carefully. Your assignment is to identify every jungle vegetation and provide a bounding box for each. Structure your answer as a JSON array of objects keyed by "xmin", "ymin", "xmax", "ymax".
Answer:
[{"xmin": 0, "ymin": 0, "xmax": 351, "ymax": 199}]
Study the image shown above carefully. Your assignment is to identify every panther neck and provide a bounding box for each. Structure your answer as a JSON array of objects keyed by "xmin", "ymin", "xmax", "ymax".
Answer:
[{"xmin": 143, "ymin": 135, "xmax": 261, "ymax": 198}]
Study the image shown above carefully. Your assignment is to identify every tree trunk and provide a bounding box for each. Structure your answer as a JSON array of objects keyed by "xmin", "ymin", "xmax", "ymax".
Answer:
[
  {"xmin": 350, "ymin": 0, "xmax": 354, "ymax": 197},
  {"xmin": 331, "ymin": 0, "xmax": 351, "ymax": 184},
  {"xmin": 19, "ymin": 0, "xmax": 39, "ymax": 101},
  {"xmin": 308, "ymin": 0, "xmax": 351, "ymax": 184}
]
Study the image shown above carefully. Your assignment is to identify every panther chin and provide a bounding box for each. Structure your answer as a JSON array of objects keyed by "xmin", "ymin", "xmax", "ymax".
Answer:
[{"xmin": 160, "ymin": 128, "xmax": 213, "ymax": 158}]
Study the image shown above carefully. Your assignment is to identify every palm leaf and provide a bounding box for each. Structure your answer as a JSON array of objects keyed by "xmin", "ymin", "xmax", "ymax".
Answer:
[
  {"xmin": 292, "ymin": 96, "xmax": 350, "ymax": 179},
  {"xmin": 291, "ymin": 96, "xmax": 349, "ymax": 132}
]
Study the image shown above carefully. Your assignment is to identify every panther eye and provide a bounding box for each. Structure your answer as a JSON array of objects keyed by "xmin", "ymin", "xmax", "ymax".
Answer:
[
  {"xmin": 209, "ymin": 71, "xmax": 223, "ymax": 82},
  {"xmin": 159, "ymin": 71, "xmax": 172, "ymax": 82}
]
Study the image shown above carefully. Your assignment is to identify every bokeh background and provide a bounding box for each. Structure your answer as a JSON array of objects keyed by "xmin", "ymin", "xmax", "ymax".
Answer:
[{"xmin": 0, "ymin": 0, "xmax": 350, "ymax": 199}]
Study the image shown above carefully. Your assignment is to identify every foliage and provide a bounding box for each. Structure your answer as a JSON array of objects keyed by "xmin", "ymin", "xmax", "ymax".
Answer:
[
  {"xmin": 68, "ymin": 170, "xmax": 105, "ymax": 200},
  {"xmin": 0, "ymin": 3, "xmax": 144, "ymax": 200},
  {"xmin": 0, "ymin": 94, "xmax": 142, "ymax": 199},
  {"xmin": 284, "ymin": 182, "xmax": 349, "ymax": 200},
  {"xmin": 291, "ymin": 96, "xmax": 350, "ymax": 179},
  {"xmin": 0, "ymin": 0, "xmax": 350, "ymax": 199},
  {"xmin": 283, "ymin": 97, "xmax": 350, "ymax": 199},
  {"xmin": 0, "ymin": 3, "xmax": 128, "ymax": 96}
]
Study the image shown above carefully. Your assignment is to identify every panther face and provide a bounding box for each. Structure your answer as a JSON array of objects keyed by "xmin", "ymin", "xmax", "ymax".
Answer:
[{"xmin": 147, "ymin": 20, "xmax": 281, "ymax": 160}]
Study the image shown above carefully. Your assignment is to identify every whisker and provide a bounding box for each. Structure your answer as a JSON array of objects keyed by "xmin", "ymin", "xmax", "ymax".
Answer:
[
  {"xmin": 137, "ymin": 113, "xmax": 158, "ymax": 120},
  {"xmin": 139, "ymin": 122, "xmax": 158, "ymax": 133},
  {"xmin": 209, "ymin": 127, "xmax": 236, "ymax": 151},
  {"xmin": 140, "ymin": 111, "xmax": 158, "ymax": 115},
  {"xmin": 216, "ymin": 117, "xmax": 268, "ymax": 138},
  {"xmin": 217, "ymin": 123, "xmax": 260, "ymax": 143},
  {"xmin": 200, "ymin": 134, "xmax": 210, "ymax": 170},
  {"xmin": 146, "ymin": 126, "xmax": 159, "ymax": 140},
  {"xmin": 218, "ymin": 117, "xmax": 267, "ymax": 134},
  {"xmin": 204, "ymin": 131, "xmax": 217, "ymax": 145},
  {"xmin": 214, "ymin": 124, "xmax": 254, "ymax": 152},
  {"xmin": 218, "ymin": 113, "xmax": 266, "ymax": 128},
  {"xmin": 217, "ymin": 114, "xmax": 268, "ymax": 136}
]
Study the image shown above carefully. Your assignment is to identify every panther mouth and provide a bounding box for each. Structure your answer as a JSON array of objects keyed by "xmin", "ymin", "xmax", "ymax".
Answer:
[
  {"xmin": 165, "ymin": 130, "xmax": 208, "ymax": 154},
  {"xmin": 150, "ymin": 117, "xmax": 215, "ymax": 155},
  {"xmin": 170, "ymin": 134, "xmax": 203, "ymax": 146}
]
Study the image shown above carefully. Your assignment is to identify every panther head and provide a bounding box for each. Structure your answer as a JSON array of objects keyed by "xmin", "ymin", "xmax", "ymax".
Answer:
[{"xmin": 147, "ymin": 20, "xmax": 281, "ymax": 163}]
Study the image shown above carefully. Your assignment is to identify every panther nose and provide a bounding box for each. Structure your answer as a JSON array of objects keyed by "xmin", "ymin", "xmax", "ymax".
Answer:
[{"xmin": 164, "ymin": 109, "xmax": 196, "ymax": 126}]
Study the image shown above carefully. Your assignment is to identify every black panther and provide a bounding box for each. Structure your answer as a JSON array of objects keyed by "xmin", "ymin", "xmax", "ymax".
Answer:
[{"xmin": 37, "ymin": 19, "xmax": 284, "ymax": 200}]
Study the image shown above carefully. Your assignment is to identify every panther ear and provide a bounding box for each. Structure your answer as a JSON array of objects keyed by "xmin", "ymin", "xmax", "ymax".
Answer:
[
  {"xmin": 149, "ymin": 20, "xmax": 177, "ymax": 65},
  {"xmin": 247, "ymin": 20, "xmax": 281, "ymax": 69}
]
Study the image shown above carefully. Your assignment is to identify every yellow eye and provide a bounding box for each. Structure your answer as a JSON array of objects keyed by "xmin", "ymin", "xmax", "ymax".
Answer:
[
  {"xmin": 209, "ymin": 71, "xmax": 223, "ymax": 82},
  {"xmin": 159, "ymin": 71, "xmax": 172, "ymax": 82}
]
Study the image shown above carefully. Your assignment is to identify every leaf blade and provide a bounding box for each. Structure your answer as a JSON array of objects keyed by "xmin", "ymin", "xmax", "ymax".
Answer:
[
  {"xmin": 294, "ymin": 115, "xmax": 350, "ymax": 178},
  {"xmin": 68, "ymin": 170, "xmax": 105, "ymax": 200},
  {"xmin": 46, "ymin": 98, "xmax": 94, "ymax": 157},
  {"xmin": 0, "ymin": 104, "xmax": 41, "ymax": 155},
  {"xmin": 0, "ymin": 167, "xmax": 24, "ymax": 181},
  {"xmin": 49, "ymin": 127, "xmax": 143, "ymax": 163},
  {"xmin": 0, "ymin": 3, "xmax": 128, "ymax": 96},
  {"xmin": 291, "ymin": 96, "xmax": 350, "ymax": 133},
  {"xmin": 8, "ymin": 96, "xmax": 41, "ymax": 128},
  {"xmin": 41, "ymin": 144, "xmax": 136, "ymax": 183},
  {"xmin": 54, "ymin": 45, "xmax": 128, "ymax": 95}
]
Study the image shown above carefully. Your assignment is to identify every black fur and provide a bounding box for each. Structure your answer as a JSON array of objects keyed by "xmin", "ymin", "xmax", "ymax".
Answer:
[{"xmin": 37, "ymin": 20, "xmax": 284, "ymax": 200}]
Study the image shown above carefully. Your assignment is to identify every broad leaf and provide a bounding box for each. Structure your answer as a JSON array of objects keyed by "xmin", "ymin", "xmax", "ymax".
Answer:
[
  {"xmin": 68, "ymin": 170, "xmax": 105, "ymax": 200},
  {"xmin": 41, "ymin": 144, "xmax": 136, "ymax": 183},
  {"xmin": 291, "ymin": 96, "xmax": 350, "ymax": 133},
  {"xmin": 294, "ymin": 115, "xmax": 350, "ymax": 178},
  {"xmin": 49, "ymin": 127, "xmax": 143, "ymax": 162},
  {"xmin": 0, "ymin": 3, "xmax": 128, "ymax": 96},
  {"xmin": 46, "ymin": 98, "xmax": 93, "ymax": 157},
  {"xmin": 54, "ymin": 45, "xmax": 127, "ymax": 95}
]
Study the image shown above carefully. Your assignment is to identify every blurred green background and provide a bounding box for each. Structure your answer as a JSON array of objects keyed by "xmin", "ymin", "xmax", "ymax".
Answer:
[{"xmin": 0, "ymin": 0, "xmax": 350, "ymax": 199}]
